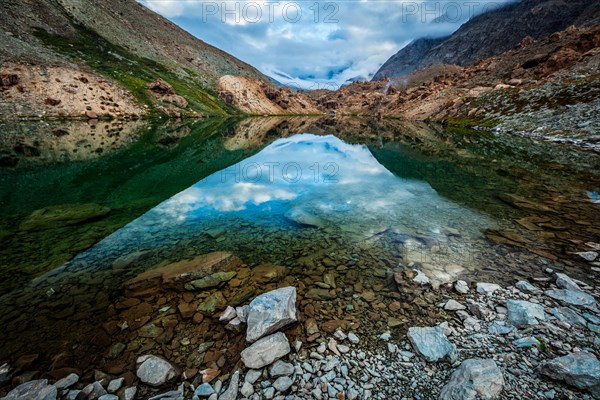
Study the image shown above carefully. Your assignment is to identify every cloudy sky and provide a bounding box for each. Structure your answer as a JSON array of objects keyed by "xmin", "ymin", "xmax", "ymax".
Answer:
[{"xmin": 139, "ymin": 0, "xmax": 514, "ymax": 89}]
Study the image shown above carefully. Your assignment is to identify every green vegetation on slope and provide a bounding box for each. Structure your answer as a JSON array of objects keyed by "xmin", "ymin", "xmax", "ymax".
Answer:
[{"xmin": 34, "ymin": 25, "xmax": 241, "ymax": 117}]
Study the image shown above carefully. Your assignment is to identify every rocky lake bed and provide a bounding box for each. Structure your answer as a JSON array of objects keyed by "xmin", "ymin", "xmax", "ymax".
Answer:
[{"xmin": 0, "ymin": 118, "xmax": 599, "ymax": 400}]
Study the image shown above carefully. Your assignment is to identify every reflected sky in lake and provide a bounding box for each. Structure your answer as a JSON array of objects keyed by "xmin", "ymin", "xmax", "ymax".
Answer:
[{"xmin": 115, "ymin": 133, "xmax": 492, "ymax": 242}]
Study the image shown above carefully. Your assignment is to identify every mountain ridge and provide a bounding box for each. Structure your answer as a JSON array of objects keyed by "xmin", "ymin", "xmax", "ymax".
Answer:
[{"xmin": 373, "ymin": 0, "xmax": 600, "ymax": 80}]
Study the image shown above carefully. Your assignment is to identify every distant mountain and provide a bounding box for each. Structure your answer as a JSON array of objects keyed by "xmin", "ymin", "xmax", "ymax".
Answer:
[
  {"xmin": 0, "ymin": 0, "xmax": 271, "ymax": 115},
  {"xmin": 373, "ymin": 0, "xmax": 600, "ymax": 80}
]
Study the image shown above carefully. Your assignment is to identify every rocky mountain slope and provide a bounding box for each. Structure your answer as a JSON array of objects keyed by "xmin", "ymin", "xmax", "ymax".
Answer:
[
  {"xmin": 373, "ymin": 0, "xmax": 600, "ymax": 80},
  {"xmin": 0, "ymin": 0, "xmax": 271, "ymax": 117},
  {"xmin": 309, "ymin": 23, "xmax": 600, "ymax": 149}
]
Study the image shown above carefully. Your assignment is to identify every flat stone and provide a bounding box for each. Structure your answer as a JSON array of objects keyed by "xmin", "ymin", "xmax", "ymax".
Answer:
[
  {"xmin": 576, "ymin": 251, "xmax": 598, "ymax": 262},
  {"xmin": 488, "ymin": 322, "xmax": 515, "ymax": 335},
  {"xmin": 251, "ymin": 264, "xmax": 287, "ymax": 283},
  {"xmin": 19, "ymin": 203, "xmax": 110, "ymax": 231},
  {"xmin": 54, "ymin": 373, "xmax": 79, "ymax": 390},
  {"xmin": 407, "ymin": 325, "xmax": 455, "ymax": 362},
  {"xmin": 2, "ymin": 380, "xmax": 57, "ymax": 400},
  {"xmin": 439, "ymin": 359, "xmax": 504, "ymax": 400},
  {"xmin": 184, "ymin": 271, "xmax": 237, "ymax": 291},
  {"xmin": 539, "ymin": 352, "xmax": 600, "ymax": 397},
  {"xmin": 246, "ymin": 287, "xmax": 297, "ymax": 343},
  {"xmin": 136, "ymin": 355, "xmax": 177, "ymax": 387},
  {"xmin": 241, "ymin": 332, "xmax": 291, "ymax": 369},
  {"xmin": 515, "ymin": 281, "xmax": 541, "ymax": 294},
  {"xmin": 506, "ymin": 300, "xmax": 546, "ymax": 327},
  {"xmin": 513, "ymin": 337, "xmax": 540, "ymax": 348},
  {"xmin": 545, "ymin": 289, "xmax": 597, "ymax": 309},
  {"xmin": 98, "ymin": 396, "xmax": 118, "ymax": 400},
  {"xmin": 123, "ymin": 252, "xmax": 241, "ymax": 295},
  {"xmin": 551, "ymin": 307, "xmax": 588, "ymax": 326},
  {"xmin": 476, "ymin": 283, "xmax": 501, "ymax": 296},
  {"xmin": 444, "ymin": 300, "xmax": 466, "ymax": 311},
  {"xmin": 197, "ymin": 292, "xmax": 227, "ymax": 315}
]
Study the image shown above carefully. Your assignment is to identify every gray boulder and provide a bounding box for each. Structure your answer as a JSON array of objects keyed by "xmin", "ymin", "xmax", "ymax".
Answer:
[
  {"xmin": 539, "ymin": 352, "xmax": 600, "ymax": 398},
  {"xmin": 439, "ymin": 359, "xmax": 504, "ymax": 400},
  {"xmin": 136, "ymin": 355, "xmax": 177, "ymax": 387},
  {"xmin": 2, "ymin": 380, "xmax": 57, "ymax": 400},
  {"xmin": 545, "ymin": 289, "xmax": 597, "ymax": 309},
  {"xmin": 246, "ymin": 287, "xmax": 297, "ymax": 343},
  {"xmin": 407, "ymin": 325, "xmax": 455, "ymax": 362},
  {"xmin": 506, "ymin": 300, "xmax": 546, "ymax": 327},
  {"xmin": 241, "ymin": 332, "xmax": 291, "ymax": 369},
  {"xmin": 556, "ymin": 273, "xmax": 581, "ymax": 291}
]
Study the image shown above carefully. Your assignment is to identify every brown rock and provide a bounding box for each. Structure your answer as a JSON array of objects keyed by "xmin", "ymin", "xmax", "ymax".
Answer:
[
  {"xmin": 252, "ymin": 264, "xmax": 287, "ymax": 283},
  {"xmin": 85, "ymin": 111, "xmax": 98, "ymax": 119},
  {"xmin": 148, "ymin": 79, "xmax": 175, "ymax": 95},
  {"xmin": 171, "ymin": 95, "xmax": 188, "ymax": 108},
  {"xmin": 14, "ymin": 354, "xmax": 39, "ymax": 371},
  {"xmin": 178, "ymin": 302, "xmax": 195, "ymax": 319},
  {"xmin": 0, "ymin": 74, "xmax": 19, "ymax": 87},
  {"xmin": 192, "ymin": 313, "xmax": 204, "ymax": 324},
  {"xmin": 123, "ymin": 252, "xmax": 241, "ymax": 296},
  {"xmin": 44, "ymin": 98, "xmax": 61, "ymax": 106},
  {"xmin": 321, "ymin": 320, "xmax": 350, "ymax": 333},
  {"xmin": 200, "ymin": 368, "xmax": 220, "ymax": 383}
]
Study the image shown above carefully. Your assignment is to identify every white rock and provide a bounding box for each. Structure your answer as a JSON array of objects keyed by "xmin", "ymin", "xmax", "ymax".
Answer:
[
  {"xmin": 136, "ymin": 355, "xmax": 177, "ymax": 387},
  {"xmin": 413, "ymin": 270, "xmax": 430, "ymax": 285},
  {"xmin": 444, "ymin": 300, "xmax": 466, "ymax": 311},
  {"xmin": 454, "ymin": 280, "xmax": 469, "ymax": 294},
  {"xmin": 439, "ymin": 359, "xmax": 504, "ymax": 399},
  {"xmin": 246, "ymin": 287, "xmax": 297, "ymax": 343},
  {"xmin": 476, "ymin": 283, "xmax": 501, "ymax": 296},
  {"xmin": 241, "ymin": 332, "xmax": 291, "ymax": 369},
  {"xmin": 219, "ymin": 306, "xmax": 237, "ymax": 322}
]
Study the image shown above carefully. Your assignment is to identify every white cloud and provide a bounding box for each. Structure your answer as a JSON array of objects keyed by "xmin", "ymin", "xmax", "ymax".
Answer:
[{"xmin": 139, "ymin": 0, "xmax": 516, "ymax": 87}]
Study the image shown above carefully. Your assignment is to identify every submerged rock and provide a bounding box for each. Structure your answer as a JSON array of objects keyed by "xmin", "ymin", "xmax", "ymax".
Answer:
[
  {"xmin": 407, "ymin": 325, "xmax": 455, "ymax": 362},
  {"xmin": 123, "ymin": 252, "xmax": 241, "ymax": 295},
  {"xmin": 184, "ymin": 271, "xmax": 237, "ymax": 290},
  {"xmin": 246, "ymin": 287, "xmax": 297, "ymax": 343},
  {"xmin": 439, "ymin": 359, "xmax": 504, "ymax": 400},
  {"xmin": 241, "ymin": 332, "xmax": 291, "ymax": 369},
  {"xmin": 19, "ymin": 203, "xmax": 110, "ymax": 231},
  {"xmin": 2, "ymin": 379, "xmax": 57, "ymax": 400},
  {"xmin": 539, "ymin": 352, "xmax": 600, "ymax": 397},
  {"xmin": 136, "ymin": 355, "xmax": 177, "ymax": 387},
  {"xmin": 506, "ymin": 300, "xmax": 546, "ymax": 327},
  {"xmin": 285, "ymin": 208, "xmax": 324, "ymax": 228}
]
